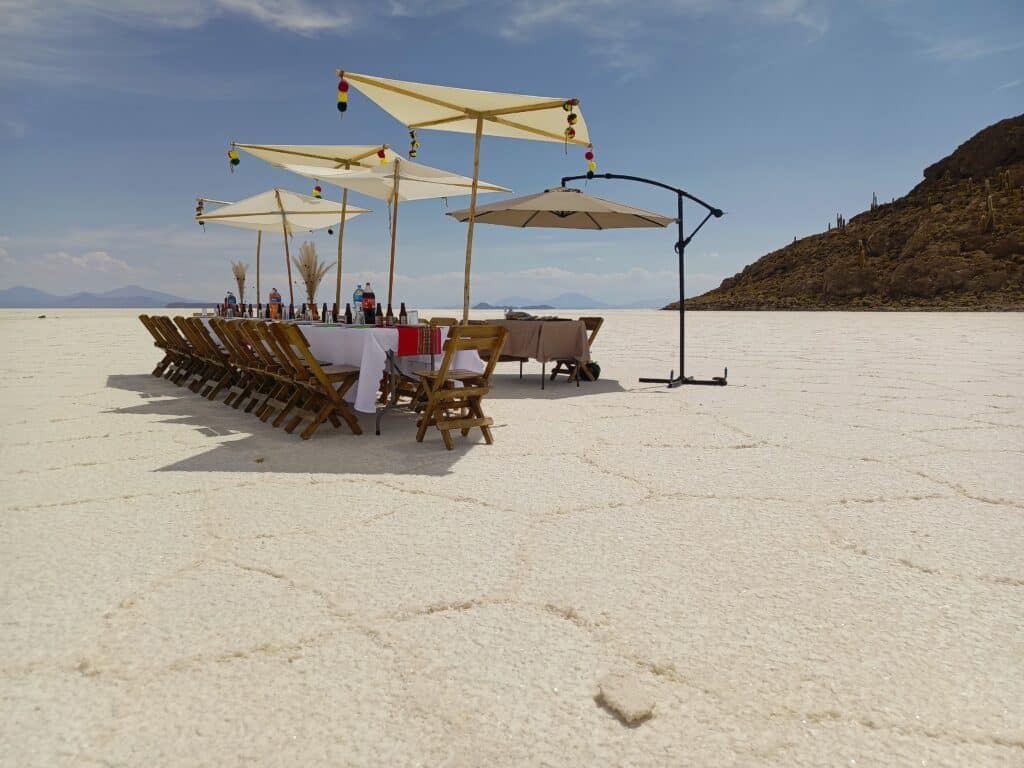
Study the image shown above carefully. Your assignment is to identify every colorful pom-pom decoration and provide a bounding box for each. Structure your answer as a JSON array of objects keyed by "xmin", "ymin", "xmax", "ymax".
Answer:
[
  {"xmin": 584, "ymin": 146, "xmax": 597, "ymax": 177},
  {"xmin": 408, "ymin": 129, "xmax": 419, "ymax": 159},
  {"xmin": 378, "ymin": 148, "xmax": 388, "ymax": 164},
  {"xmin": 337, "ymin": 79, "xmax": 349, "ymax": 115},
  {"xmin": 227, "ymin": 149, "xmax": 240, "ymax": 173},
  {"xmin": 313, "ymin": 185, "xmax": 322, "ymax": 199},
  {"xmin": 563, "ymin": 99, "xmax": 581, "ymax": 150},
  {"xmin": 328, "ymin": 227, "xmax": 334, "ymax": 235}
]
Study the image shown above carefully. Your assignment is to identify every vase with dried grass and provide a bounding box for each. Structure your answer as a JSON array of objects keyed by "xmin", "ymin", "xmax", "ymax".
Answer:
[
  {"xmin": 293, "ymin": 242, "xmax": 334, "ymax": 320},
  {"xmin": 231, "ymin": 260, "xmax": 247, "ymax": 305}
]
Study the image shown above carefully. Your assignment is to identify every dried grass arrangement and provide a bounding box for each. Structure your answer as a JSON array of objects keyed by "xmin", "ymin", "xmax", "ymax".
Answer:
[
  {"xmin": 293, "ymin": 241, "xmax": 334, "ymax": 308},
  {"xmin": 230, "ymin": 260, "xmax": 247, "ymax": 304}
]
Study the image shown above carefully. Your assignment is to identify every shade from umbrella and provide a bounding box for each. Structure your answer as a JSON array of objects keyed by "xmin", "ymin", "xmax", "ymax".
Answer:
[
  {"xmin": 196, "ymin": 188, "xmax": 369, "ymax": 306},
  {"xmin": 448, "ymin": 188, "xmax": 675, "ymax": 230},
  {"xmin": 232, "ymin": 144, "xmax": 397, "ymax": 306},
  {"xmin": 252, "ymin": 153, "xmax": 510, "ymax": 309},
  {"xmin": 336, "ymin": 70, "xmax": 592, "ymax": 319}
]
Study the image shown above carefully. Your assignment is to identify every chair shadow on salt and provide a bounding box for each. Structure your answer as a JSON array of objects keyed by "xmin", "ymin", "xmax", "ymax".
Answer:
[
  {"xmin": 484, "ymin": 372, "xmax": 626, "ymax": 400},
  {"xmin": 105, "ymin": 374, "xmax": 472, "ymax": 476}
]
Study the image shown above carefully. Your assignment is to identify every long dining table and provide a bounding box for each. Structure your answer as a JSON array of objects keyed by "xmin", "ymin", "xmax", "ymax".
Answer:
[{"xmin": 202, "ymin": 320, "xmax": 484, "ymax": 413}]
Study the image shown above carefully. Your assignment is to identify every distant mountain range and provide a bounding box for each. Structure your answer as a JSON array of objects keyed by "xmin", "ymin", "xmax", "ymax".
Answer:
[
  {"xmin": 0, "ymin": 285, "xmax": 208, "ymax": 308},
  {"xmin": 474, "ymin": 292, "xmax": 671, "ymax": 310},
  {"xmin": 0, "ymin": 284, "xmax": 668, "ymax": 310}
]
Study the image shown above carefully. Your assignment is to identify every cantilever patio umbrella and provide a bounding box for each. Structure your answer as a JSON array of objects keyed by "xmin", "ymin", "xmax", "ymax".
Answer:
[
  {"xmin": 451, "ymin": 181, "xmax": 726, "ymax": 387},
  {"xmin": 275, "ymin": 156, "xmax": 509, "ymax": 308},
  {"xmin": 195, "ymin": 188, "xmax": 370, "ymax": 306},
  {"xmin": 448, "ymin": 187, "xmax": 675, "ymax": 229},
  {"xmin": 232, "ymin": 144, "xmax": 396, "ymax": 308},
  {"xmin": 335, "ymin": 70, "xmax": 592, "ymax": 320}
]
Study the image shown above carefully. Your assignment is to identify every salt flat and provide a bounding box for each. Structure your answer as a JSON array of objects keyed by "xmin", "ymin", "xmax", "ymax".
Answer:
[{"xmin": 1, "ymin": 308, "xmax": 1022, "ymax": 767}]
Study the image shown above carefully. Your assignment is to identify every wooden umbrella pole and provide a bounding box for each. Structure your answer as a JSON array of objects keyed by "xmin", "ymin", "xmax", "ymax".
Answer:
[
  {"xmin": 255, "ymin": 230, "xmax": 262, "ymax": 305},
  {"xmin": 335, "ymin": 188, "xmax": 348, "ymax": 309},
  {"xmin": 275, "ymin": 189, "xmax": 295, "ymax": 306},
  {"xmin": 387, "ymin": 159, "xmax": 401, "ymax": 308},
  {"xmin": 461, "ymin": 117, "xmax": 484, "ymax": 322}
]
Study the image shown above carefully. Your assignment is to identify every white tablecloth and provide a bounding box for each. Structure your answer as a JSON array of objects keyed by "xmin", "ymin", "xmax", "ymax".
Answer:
[{"xmin": 202, "ymin": 321, "xmax": 484, "ymax": 414}]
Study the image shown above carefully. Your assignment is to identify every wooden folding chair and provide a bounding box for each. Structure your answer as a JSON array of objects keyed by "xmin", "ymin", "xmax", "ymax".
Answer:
[
  {"xmin": 271, "ymin": 323, "xmax": 363, "ymax": 439},
  {"xmin": 139, "ymin": 314, "xmax": 176, "ymax": 378},
  {"xmin": 209, "ymin": 318, "xmax": 257, "ymax": 408},
  {"xmin": 230, "ymin": 320, "xmax": 298, "ymax": 425},
  {"xmin": 550, "ymin": 317, "xmax": 604, "ymax": 386},
  {"xmin": 154, "ymin": 316, "xmax": 201, "ymax": 388},
  {"xmin": 415, "ymin": 324, "xmax": 507, "ymax": 450},
  {"xmin": 425, "ymin": 317, "xmax": 458, "ymax": 327},
  {"xmin": 181, "ymin": 317, "xmax": 234, "ymax": 400},
  {"xmin": 210, "ymin": 318, "xmax": 275, "ymax": 412}
]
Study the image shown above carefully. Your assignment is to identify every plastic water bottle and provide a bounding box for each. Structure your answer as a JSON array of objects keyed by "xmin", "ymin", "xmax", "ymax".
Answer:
[{"xmin": 353, "ymin": 284, "xmax": 363, "ymax": 323}]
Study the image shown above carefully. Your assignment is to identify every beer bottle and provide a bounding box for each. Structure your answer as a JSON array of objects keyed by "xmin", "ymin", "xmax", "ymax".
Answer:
[
  {"xmin": 344, "ymin": 303, "xmax": 353, "ymax": 324},
  {"xmin": 399, "ymin": 302, "xmax": 408, "ymax": 325}
]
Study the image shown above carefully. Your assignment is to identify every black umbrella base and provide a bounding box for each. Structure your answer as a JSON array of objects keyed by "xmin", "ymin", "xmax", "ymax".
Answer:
[{"xmin": 640, "ymin": 367, "xmax": 728, "ymax": 388}]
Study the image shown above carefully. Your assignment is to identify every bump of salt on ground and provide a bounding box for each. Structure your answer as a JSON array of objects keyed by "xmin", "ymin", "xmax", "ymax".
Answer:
[{"xmin": 595, "ymin": 673, "xmax": 655, "ymax": 726}]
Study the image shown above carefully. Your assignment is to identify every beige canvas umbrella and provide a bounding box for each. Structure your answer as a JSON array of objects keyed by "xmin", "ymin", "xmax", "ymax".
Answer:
[
  {"xmin": 232, "ymin": 144, "xmax": 395, "ymax": 308},
  {"xmin": 274, "ymin": 156, "xmax": 509, "ymax": 308},
  {"xmin": 448, "ymin": 187, "xmax": 675, "ymax": 230},
  {"xmin": 336, "ymin": 70, "xmax": 592, "ymax": 320},
  {"xmin": 196, "ymin": 188, "xmax": 369, "ymax": 306}
]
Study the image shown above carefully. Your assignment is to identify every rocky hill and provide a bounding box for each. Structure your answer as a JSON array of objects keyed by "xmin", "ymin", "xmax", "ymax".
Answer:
[{"xmin": 676, "ymin": 114, "xmax": 1024, "ymax": 310}]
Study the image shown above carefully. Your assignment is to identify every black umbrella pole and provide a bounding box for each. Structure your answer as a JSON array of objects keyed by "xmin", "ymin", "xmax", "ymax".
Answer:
[{"xmin": 560, "ymin": 173, "xmax": 727, "ymax": 388}]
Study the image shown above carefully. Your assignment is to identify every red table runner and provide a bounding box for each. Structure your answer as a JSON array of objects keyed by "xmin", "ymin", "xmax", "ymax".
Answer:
[{"xmin": 397, "ymin": 325, "xmax": 442, "ymax": 357}]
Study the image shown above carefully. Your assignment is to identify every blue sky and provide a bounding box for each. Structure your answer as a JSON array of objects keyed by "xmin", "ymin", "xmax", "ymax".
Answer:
[{"xmin": 1, "ymin": 0, "xmax": 1021, "ymax": 306}]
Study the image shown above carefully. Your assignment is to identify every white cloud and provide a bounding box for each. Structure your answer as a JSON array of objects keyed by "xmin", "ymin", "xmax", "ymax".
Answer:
[
  {"xmin": 43, "ymin": 250, "xmax": 132, "ymax": 272},
  {"xmin": 214, "ymin": 0, "xmax": 355, "ymax": 34},
  {"xmin": 0, "ymin": 0, "xmax": 829, "ymax": 85},
  {"xmin": 997, "ymin": 79, "xmax": 1023, "ymax": 91},
  {"xmin": 923, "ymin": 38, "xmax": 1023, "ymax": 62},
  {"xmin": 496, "ymin": 0, "xmax": 827, "ymax": 79},
  {"xmin": 0, "ymin": 223, "xmax": 736, "ymax": 304},
  {"xmin": 0, "ymin": 1, "xmax": 359, "ymax": 85},
  {"xmin": 757, "ymin": 0, "xmax": 828, "ymax": 35}
]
